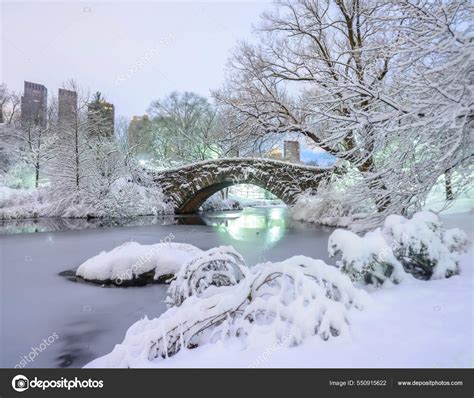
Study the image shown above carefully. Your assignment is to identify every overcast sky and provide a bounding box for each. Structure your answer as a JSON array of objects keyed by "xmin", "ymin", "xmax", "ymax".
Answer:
[{"xmin": 1, "ymin": 0, "xmax": 272, "ymax": 118}]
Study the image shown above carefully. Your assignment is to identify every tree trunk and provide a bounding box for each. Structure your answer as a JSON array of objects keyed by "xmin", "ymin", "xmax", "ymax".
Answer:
[
  {"xmin": 35, "ymin": 162, "xmax": 40, "ymax": 188},
  {"xmin": 445, "ymin": 170, "xmax": 454, "ymax": 201},
  {"xmin": 75, "ymin": 128, "xmax": 80, "ymax": 190}
]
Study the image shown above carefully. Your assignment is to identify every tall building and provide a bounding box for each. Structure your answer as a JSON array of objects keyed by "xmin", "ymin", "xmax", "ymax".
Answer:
[
  {"xmin": 58, "ymin": 88, "xmax": 78, "ymax": 127},
  {"xmin": 284, "ymin": 140, "xmax": 301, "ymax": 163},
  {"xmin": 21, "ymin": 81, "xmax": 47, "ymax": 128},
  {"xmin": 87, "ymin": 94, "xmax": 115, "ymax": 137}
]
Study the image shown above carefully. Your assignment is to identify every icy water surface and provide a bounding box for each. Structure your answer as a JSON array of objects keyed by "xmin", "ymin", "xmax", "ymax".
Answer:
[{"xmin": 0, "ymin": 207, "xmax": 334, "ymax": 368}]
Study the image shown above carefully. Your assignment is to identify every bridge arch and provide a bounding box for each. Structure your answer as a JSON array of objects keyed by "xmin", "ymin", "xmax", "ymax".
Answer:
[{"xmin": 152, "ymin": 158, "xmax": 330, "ymax": 214}]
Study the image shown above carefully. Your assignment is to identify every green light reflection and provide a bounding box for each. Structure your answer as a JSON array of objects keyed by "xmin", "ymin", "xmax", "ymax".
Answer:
[{"xmin": 203, "ymin": 207, "xmax": 288, "ymax": 248}]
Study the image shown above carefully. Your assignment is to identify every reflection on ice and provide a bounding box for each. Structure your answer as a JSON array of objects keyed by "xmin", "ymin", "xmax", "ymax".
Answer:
[{"xmin": 201, "ymin": 207, "xmax": 287, "ymax": 247}]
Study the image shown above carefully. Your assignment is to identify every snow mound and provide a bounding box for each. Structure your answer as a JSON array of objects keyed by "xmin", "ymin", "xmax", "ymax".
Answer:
[
  {"xmin": 290, "ymin": 189, "xmax": 367, "ymax": 228},
  {"xmin": 328, "ymin": 228, "xmax": 406, "ymax": 286},
  {"xmin": 329, "ymin": 211, "xmax": 470, "ymax": 285},
  {"xmin": 383, "ymin": 211, "xmax": 469, "ymax": 280},
  {"xmin": 90, "ymin": 251, "xmax": 369, "ymax": 367},
  {"xmin": 76, "ymin": 241, "xmax": 202, "ymax": 285}
]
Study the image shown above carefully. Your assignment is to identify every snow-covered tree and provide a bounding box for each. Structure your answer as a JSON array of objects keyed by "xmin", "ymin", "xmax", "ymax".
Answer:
[
  {"xmin": 0, "ymin": 84, "xmax": 21, "ymax": 175},
  {"xmin": 45, "ymin": 81, "xmax": 138, "ymax": 217},
  {"xmin": 215, "ymin": 0, "xmax": 473, "ymax": 227},
  {"xmin": 0, "ymin": 95, "xmax": 56, "ymax": 188},
  {"xmin": 147, "ymin": 92, "xmax": 224, "ymax": 164},
  {"xmin": 46, "ymin": 81, "xmax": 91, "ymax": 195}
]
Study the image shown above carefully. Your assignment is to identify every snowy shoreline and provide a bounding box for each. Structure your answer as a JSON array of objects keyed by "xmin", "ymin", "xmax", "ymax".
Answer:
[{"xmin": 84, "ymin": 211, "xmax": 473, "ymax": 368}]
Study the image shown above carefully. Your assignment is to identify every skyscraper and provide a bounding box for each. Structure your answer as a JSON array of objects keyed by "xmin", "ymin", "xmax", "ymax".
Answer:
[
  {"xmin": 21, "ymin": 81, "xmax": 47, "ymax": 128},
  {"xmin": 58, "ymin": 88, "xmax": 78, "ymax": 128}
]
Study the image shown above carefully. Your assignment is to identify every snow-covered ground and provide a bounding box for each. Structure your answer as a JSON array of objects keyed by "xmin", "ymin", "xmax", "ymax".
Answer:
[
  {"xmin": 86, "ymin": 211, "xmax": 473, "ymax": 368},
  {"xmin": 0, "ymin": 181, "xmax": 173, "ymax": 220},
  {"xmin": 200, "ymin": 194, "xmax": 242, "ymax": 212}
]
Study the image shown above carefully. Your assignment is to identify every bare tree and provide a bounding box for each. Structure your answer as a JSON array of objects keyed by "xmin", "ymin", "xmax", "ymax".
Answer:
[
  {"xmin": 147, "ymin": 92, "xmax": 223, "ymax": 164},
  {"xmin": 47, "ymin": 80, "xmax": 92, "ymax": 194},
  {"xmin": 0, "ymin": 84, "xmax": 21, "ymax": 174},
  {"xmin": 0, "ymin": 89, "xmax": 56, "ymax": 187},
  {"xmin": 215, "ymin": 0, "xmax": 473, "ymax": 225}
]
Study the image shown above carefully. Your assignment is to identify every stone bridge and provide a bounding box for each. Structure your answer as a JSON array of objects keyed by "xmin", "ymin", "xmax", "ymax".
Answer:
[{"xmin": 152, "ymin": 158, "xmax": 331, "ymax": 214}]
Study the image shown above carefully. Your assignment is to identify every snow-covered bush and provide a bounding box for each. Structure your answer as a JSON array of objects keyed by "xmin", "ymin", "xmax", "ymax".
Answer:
[
  {"xmin": 200, "ymin": 194, "xmax": 242, "ymax": 212},
  {"xmin": 167, "ymin": 246, "xmax": 246, "ymax": 307},
  {"xmin": 328, "ymin": 229, "xmax": 406, "ymax": 287},
  {"xmin": 291, "ymin": 179, "xmax": 368, "ymax": 228},
  {"xmin": 442, "ymin": 228, "xmax": 470, "ymax": 254},
  {"xmin": 0, "ymin": 186, "xmax": 48, "ymax": 219},
  {"xmin": 329, "ymin": 211, "xmax": 470, "ymax": 285},
  {"xmin": 382, "ymin": 212, "xmax": 469, "ymax": 280},
  {"xmin": 101, "ymin": 252, "xmax": 368, "ymax": 365},
  {"xmin": 79, "ymin": 176, "xmax": 174, "ymax": 218},
  {"xmin": 0, "ymin": 177, "xmax": 174, "ymax": 220},
  {"xmin": 76, "ymin": 241, "xmax": 202, "ymax": 286}
]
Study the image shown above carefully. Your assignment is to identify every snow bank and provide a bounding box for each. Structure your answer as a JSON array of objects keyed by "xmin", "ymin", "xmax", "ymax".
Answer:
[
  {"xmin": 329, "ymin": 211, "xmax": 470, "ymax": 285},
  {"xmin": 86, "ymin": 247, "xmax": 369, "ymax": 367},
  {"xmin": 237, "ymin": 197, "xmax": 284, "ymax": 207},
  {"xmin": 328, "ymin": 228, "xmax": 406, "ymax": 286},
  {"xmin": 290, "ymin": 190, "xmax": 367, "ymax": 228},
  {"xmin": 86, "ymin": 213, "xmax": 473, "ymax": 369},
  {"xmin": 76, "ymin": 241, "xmax": 202, "ymax": 285},
  {"xmin": 200, "ymin": 194, "xmax": 242, "ymax": 212},
  {"xmin": 89, "ymin": 241, "xmax": 473, "ymax": 368},
  {"xmin": 0, "ymin": 180, "xmax": 174, "ymax": 220},
  {"xmin": 0, "ymin": 186, "xmax": 46, "ymax": 219}
]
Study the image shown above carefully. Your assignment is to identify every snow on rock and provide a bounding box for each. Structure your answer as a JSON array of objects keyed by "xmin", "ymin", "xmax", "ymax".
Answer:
[
  {"xmin": 76, "ymin": 241, "xmax": 202, "ymax": 285},
  {"xmin": 329, "ymin": 211, "xmax": 470, "ymax": 285},
  {"xmin": 86, "ymin": 251, "xmax": 369, "ymax": 367}
]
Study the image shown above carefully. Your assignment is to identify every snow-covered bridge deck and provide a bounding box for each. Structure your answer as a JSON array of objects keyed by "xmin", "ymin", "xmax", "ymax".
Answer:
[{"xmin": 151, "ymin": 158, "xmax": 332, "ymax": 214}]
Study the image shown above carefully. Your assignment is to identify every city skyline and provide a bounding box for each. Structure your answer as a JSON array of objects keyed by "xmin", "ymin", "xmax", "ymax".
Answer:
[{"xmin": 1, "ymin": 1, "xmax": 271, "ymax": 118}]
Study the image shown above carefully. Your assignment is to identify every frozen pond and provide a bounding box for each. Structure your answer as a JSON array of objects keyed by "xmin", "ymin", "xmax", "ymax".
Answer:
[{"xmin": 0, "ymin": 207, "xmax": 335, "ymax": 368}]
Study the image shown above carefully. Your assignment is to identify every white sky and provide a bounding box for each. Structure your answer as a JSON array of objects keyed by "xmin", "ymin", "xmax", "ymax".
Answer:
[{"xmin": 1, "ymin": 0, "xmax": 272, "ymax": 118}]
